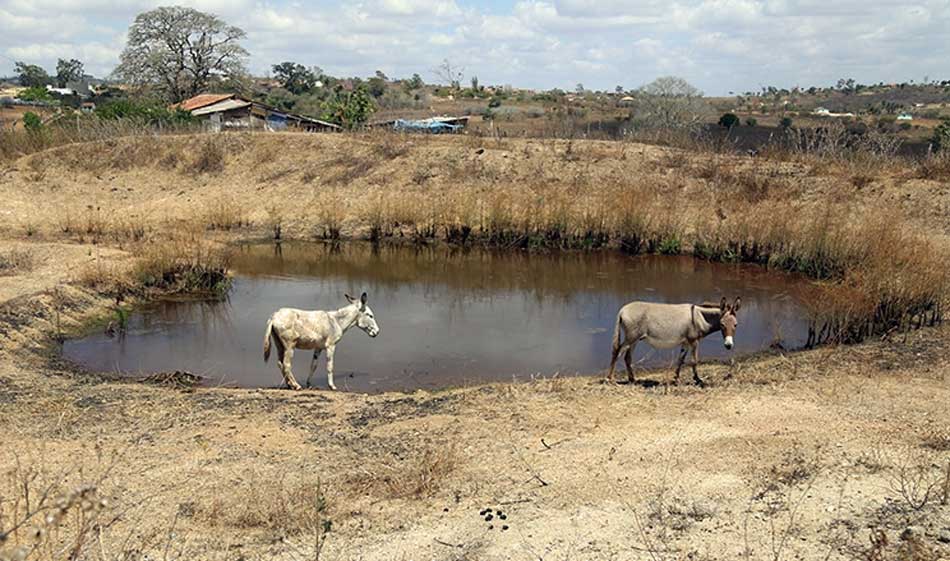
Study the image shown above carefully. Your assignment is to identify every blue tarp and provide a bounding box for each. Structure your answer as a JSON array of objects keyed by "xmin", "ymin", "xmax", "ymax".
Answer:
[
  {"xmin": 266, "ymin": 112, "xmax": 289, "ymax": 130},
  {"xmin": 392, "ymin": 118, "xmax": 463, "ymax": 133}
]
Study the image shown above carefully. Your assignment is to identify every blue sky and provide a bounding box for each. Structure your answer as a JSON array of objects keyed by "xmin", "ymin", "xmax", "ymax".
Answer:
[{"xmin": 2, "ymin": 0, "xmax": 948, "ymax": 95}]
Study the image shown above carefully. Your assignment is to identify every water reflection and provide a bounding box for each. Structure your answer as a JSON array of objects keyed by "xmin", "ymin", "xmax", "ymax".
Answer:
[{"xmin": 65, "ymin": 242, "xmax": 812, "ymax": 393}]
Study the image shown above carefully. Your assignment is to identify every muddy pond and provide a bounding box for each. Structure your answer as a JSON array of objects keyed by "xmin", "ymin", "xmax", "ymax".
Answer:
[{"xmin": 65, "ymin": 242, "xmax": 812, "ymax": 393}]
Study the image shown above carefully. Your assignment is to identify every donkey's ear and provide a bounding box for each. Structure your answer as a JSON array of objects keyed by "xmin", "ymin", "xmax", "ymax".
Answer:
[
  {"xmin": 719, "ymin": 297, "xmax": 727, "ymax": 312},
  {"xmin": 345, "ymin": 293, "xmax": 355, "ymax": 304},
  {"xmin": 733, "ymin": 297, "xmax": 741, "ymax": 312},
  {"xmin": 360, "ymin": 292, "xmax": 367, "ymax": 308}
]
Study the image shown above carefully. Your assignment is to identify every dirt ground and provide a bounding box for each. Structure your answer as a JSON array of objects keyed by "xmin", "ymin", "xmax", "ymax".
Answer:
[{"xmin": 1, "ymin": 133, "xmax": 949, "ymax": 560}]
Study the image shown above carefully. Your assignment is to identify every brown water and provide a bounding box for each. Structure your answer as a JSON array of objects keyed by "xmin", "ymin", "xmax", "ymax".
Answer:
[{"xmin": 64, "ymin": 242, "xmax": 811, "ymax": 393}]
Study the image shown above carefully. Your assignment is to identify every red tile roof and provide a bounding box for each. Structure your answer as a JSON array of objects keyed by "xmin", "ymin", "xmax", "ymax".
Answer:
[{"xmin": 174, "ymin": 93, "xmax": 235, "ymax": 112}]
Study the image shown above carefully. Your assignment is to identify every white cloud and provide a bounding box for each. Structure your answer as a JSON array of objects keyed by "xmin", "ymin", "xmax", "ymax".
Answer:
[{"xmin": 1, "ymin": 0, "xmax": 948, "ymax": 93}]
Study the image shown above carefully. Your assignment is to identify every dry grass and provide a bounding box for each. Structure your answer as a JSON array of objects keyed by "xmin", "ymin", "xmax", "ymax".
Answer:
[
  {"xmin": 0, "ymin": 248, "xmax": 35, "ymax": 276},
  {"xmin": 0, "ymin": 454, "xmax": 187, "ymax": 561},
  {"xmin": 915, "ymin": 151, "xmax": 950, "ymax": 181},
  {"xmin": 194, "ymin": 475, "xmax": 332, "ymax": 537},
  {"xmin": 77, "ymin": 230, "xmax": 230, "ymax": 299},
  {"xmin": 0, "ymin": 119, "xmax": 200, "ymax": 163},
  {"xmin": 202, "ymin": 197, "xmax": 247, "ymax": 231},
  {"xmin": 351, "ymin": 443, "xmax": 459, "ymax": 500}
]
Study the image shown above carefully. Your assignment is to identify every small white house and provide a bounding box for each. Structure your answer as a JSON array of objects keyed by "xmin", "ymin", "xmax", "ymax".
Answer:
[
  {"xmin": 896, "ymin": 113, "xmax": 913, "ymax": 121},
  {"xmin": 813, "ymin": 107, "xmax": 831, "ymax": 116}
]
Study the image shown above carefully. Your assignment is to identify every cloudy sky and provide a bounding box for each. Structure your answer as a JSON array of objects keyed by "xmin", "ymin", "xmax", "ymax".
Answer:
[{"xmin": 1, "ymin": 0, "xmax": 948, "ymax": 95}]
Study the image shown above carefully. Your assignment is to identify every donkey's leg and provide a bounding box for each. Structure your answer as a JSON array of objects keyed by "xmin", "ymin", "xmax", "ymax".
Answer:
[
  {"xmin": 274, "ymin": 342, "xmax": 287, "ymax": 387},
  {"xmin": 306, "ymin": 349, "xmax": 322, "ymax": 388},
  {"xmin": 607, "ymin": 342, "xmax": 629, "ymax": 383},
  {"xmin": 623, "ymin": 340, "xmax": 639, "ymax": 383},
  {"xmin": 281, "ymin": 345, "xmax": 302, "ymax": 390},
  {"xmin": 325, "ymin": 345, "xmax": 338, "ymax": 391},
  {"xmin": 690, "ymin": 343, "xmax": 705, "ymax": 387},
  {"xmin": 673, "ymin": 346, "xmax": 688, "ymax": 384}
]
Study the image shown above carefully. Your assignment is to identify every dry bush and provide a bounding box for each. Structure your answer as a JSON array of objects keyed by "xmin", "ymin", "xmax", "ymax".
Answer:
[
  {"xmin": 314, "ymin": 191, "xmax": 346, "ymax": 240},
  {"xmin": 655, "ymin": 150, "xmax": 689, "ymax": 170},
  {"xmin": 646, "ymin": 486, "xmax": 716, "ymax": 533},
  {"xmin": 258, "ymin": 165, "xmax": 297, "ymax": 184},
  {"xmin": 748, "ymin": 444, "xmax": 822, "ymax": 528},
  {"xmin": 324, "ymin": 152, "xmax": 376, "ymax": 185},
  {"xmin": 186, "ymin": 136, "xmax": 227, "ymax": 175},
  {"xmin": 0, "ymin": 454, "xmax": 188, "ymax": 561},
  {"xmin": 195, "ymin": 476, "xmax": 332, "ymax": 538},
  {"xmin": 0, "ymin": 249, "xmax": 35, "ymax": 276},
  {"xmin": 203, "ymin": 198, "xmax": 247, "ymax": 231},
  {"xmin": 131, "ymin": 236, "xmax": 231, "ymax": 297},
  {"xmin": 78, "ymin": 234, "xmax": 230, "ymax": 299},
  {"xmin": 920, "ymin": 427, "xmax": 950, "ymax": 452},
  {"xmin": 915, "ymin": 152, "xmax": 950, "ymax": 181},
  {"xmin": 368, "ymin": 131, "xmax": 412, "ymax": 159},
  {"xmin": 351, "ymin": 444, "xmax": 459, "ymax": 500},
  {"xmin": 885, "ymin": 456, "xmax": 946, "ymax": 513},
  {"xmin": 860, "ymin": 528, "xmax": 940, "ymax": 561}
]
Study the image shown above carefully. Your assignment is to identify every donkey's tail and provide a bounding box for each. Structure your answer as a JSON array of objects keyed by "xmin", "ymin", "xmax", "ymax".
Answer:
[
  {"xmin": 611, "ymin": 311, "xmax": 625, "ymax": 355},
  {"xmin": 263, "ymin": 317, "xmax": 274, "ymax": 362}
]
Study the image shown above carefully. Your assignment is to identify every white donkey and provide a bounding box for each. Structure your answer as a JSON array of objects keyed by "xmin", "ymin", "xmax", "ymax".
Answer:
[
  {"xmin": 263, "ymin": 292, "xmax": 380, "ymax": 390},
  {"xmin": 607, "ymin": 297, "xmax": 741, "ymax": 387}
]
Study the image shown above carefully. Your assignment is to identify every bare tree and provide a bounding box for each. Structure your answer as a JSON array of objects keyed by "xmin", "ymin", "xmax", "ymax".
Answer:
[
  {"xmin": 114, "ymin": 6, "xmax": 248, "ymax": 102},
  {"xmin": 635, "ymin": 76, "xmax": 709, "ymax": 131},
  {"xmin": 432, "ymin": 59, "xmax": 463, "ymax": 91}
]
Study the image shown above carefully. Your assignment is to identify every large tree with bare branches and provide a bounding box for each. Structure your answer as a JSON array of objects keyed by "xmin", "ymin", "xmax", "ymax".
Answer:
[
  {"xmin": 114, "ymin": 6, "xmax": 248, "ymax": 102},
  {"xmin": 635, "ymin": 76, "xmax": 709, "ymax": 131}
]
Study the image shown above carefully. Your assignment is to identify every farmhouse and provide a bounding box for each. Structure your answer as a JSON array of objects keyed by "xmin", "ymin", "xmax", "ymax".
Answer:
[{"xmin": 174, "ymin": 93, "xmax": 340, "ymax": 132}]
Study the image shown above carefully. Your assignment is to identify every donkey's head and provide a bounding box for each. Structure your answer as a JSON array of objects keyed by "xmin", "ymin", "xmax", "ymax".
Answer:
[
  {"xmin": 346, "ymin": 292, "xmax": 380, "ymax": 338},
  {"xmin": 719, "ymin": 296, "xmax": 741, "ymax": 349}
]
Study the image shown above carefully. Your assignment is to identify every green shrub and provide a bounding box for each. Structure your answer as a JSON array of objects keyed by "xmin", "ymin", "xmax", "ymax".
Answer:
[
  {"xmin": 718, "ymin": 113, "xmax": 740, "ymax": 129},
  {"xmin": 22, "ymin": 112, "xmax": 43, "ymax": 133},
  {"xmin": 17, "ymin": 87, "xmax": 54, "ymax": 102},
  {"xmin": 95, "ymin": 99, "xmax": 193, "ymax": 125},
  {"xmin": 931, "ymin": 118, "xmax": 950, "ymax": 151},
  {"xmin": 745, "ymin": 117, "xmax": 758, "ymax": 127}
]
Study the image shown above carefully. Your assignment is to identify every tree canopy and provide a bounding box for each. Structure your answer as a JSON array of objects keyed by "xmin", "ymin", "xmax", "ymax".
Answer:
[
  {"xmin": 14, "ymin": 62, "xmax": 50, "ymax": 88},
  {"xmin": 272, "ymin": 62, "xmax": 318, "ymax": 95},
  {"xmin": 55, "ymin": 58, "xmax": 84, "ymax": 87},
  {"xmin": 114, "ymin": 6, "xmax": 248, "ymax": 102}
]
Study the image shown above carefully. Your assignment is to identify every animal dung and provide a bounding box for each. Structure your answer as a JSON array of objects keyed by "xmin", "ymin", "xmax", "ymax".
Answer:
[{"xmin": 479, "ymin": 506, "xmax": 510, "ymax": 529}]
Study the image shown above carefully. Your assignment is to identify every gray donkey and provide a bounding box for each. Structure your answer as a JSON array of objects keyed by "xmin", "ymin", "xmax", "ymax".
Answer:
[
  {"xmin": 607, "ymin": 297, "xmax": 741, "ymax": 387},
  {"xmin": 264, "ymin": 292, "xmax": 380, "ymax": 390}
]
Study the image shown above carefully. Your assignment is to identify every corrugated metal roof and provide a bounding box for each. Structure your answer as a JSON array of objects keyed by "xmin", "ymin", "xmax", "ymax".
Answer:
[
  {"xmin": 191, "ymin": 98, "xmax": 252, "ymax": 116},
  {"xmin": 176, "ymin": 94, "xmax": 235, "ymax": 112}
]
